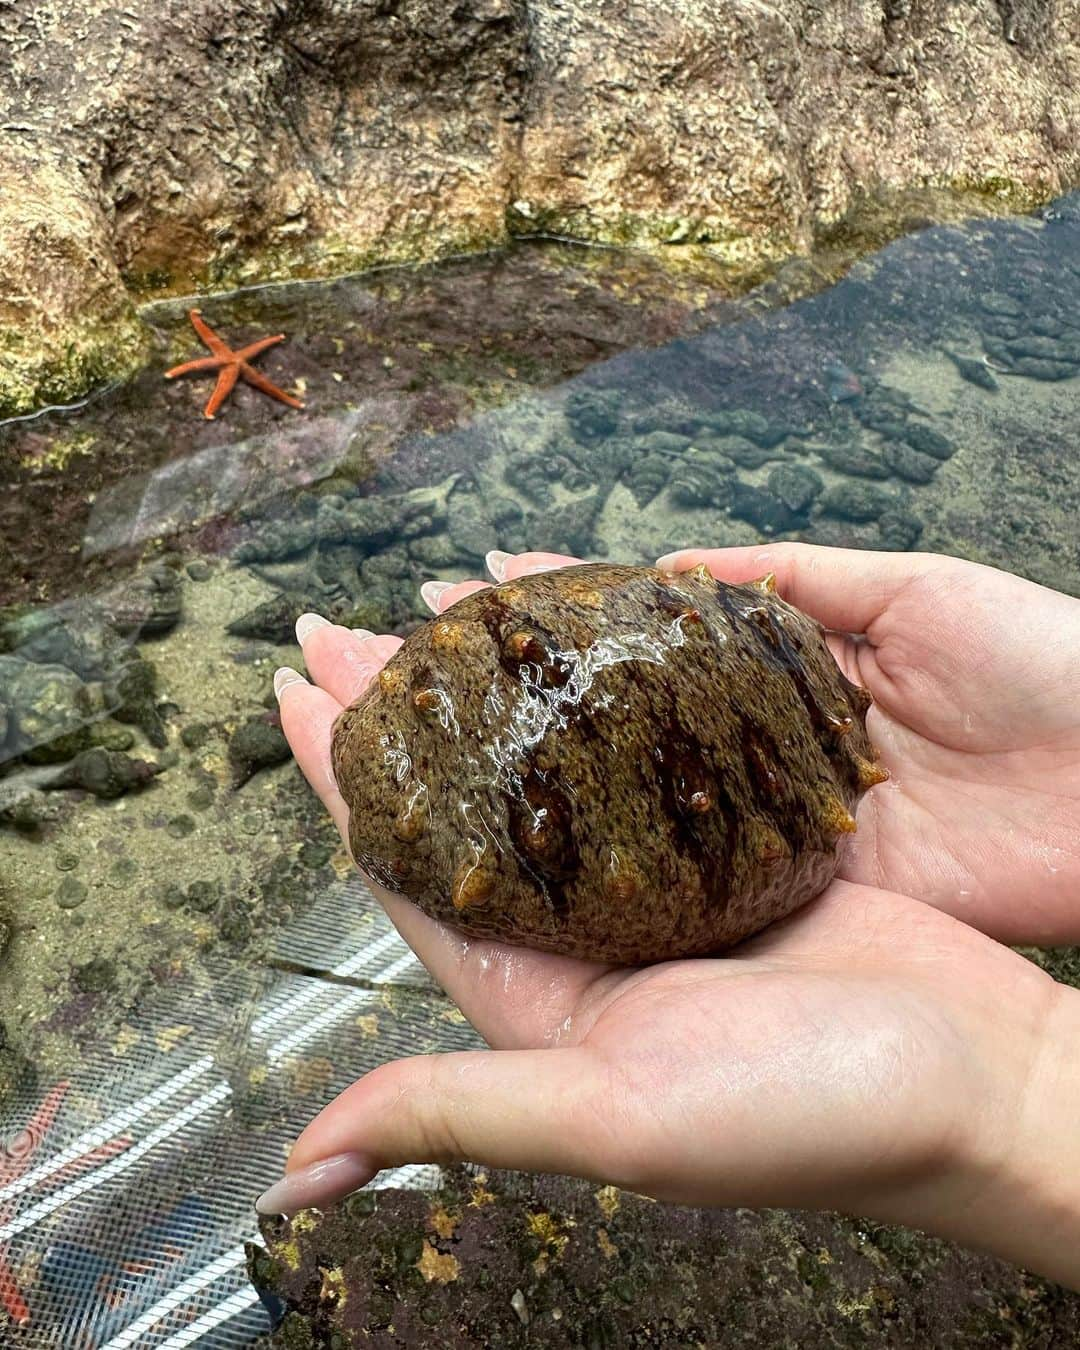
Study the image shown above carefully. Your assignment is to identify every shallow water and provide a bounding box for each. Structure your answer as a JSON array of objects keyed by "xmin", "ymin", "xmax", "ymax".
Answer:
[{"xmin": 1, "ymin": 202, "xmax": 1079, "ymax": 1344}]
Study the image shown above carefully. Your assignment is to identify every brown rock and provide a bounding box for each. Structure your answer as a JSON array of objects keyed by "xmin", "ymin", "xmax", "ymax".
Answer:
[
  {"xmin": 332, "ymin": 563, "xmax": 885, "ymax": 963},
  {"xmin": 3, "ymin": 0, "xmax": 1080, "ymax": 414}
]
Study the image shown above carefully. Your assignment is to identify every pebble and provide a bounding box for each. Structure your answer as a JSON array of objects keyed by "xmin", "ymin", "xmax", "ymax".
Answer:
[
  {"xmin": 186, "ymin": 560, "xmax": 212, "ymax": 581},
  {"xmin": 882, "ymin": 442, "xmax": 939, "ymax": 484},
  {"xmin": 107, "ymin": 857, "xmax": 139, "ymax": 888},
  {"xmin": 93, "ymin": 725, "xmax": 136, "ymax": 752},
  {"xmin": 181, "ymin": 723, "xmax": 211, "ymax": 750},
  {"xmin": 187, "ymin": 785, "xmax": 215, "ymax": 812},
  {"xmin": 819, "ymin": 482, "xmax": 894, "ymax": 523},
  {"xmin": 229, "ymin": 716, "xmax": 292, "ymax": 785},
  {"xmin": 161, "ymin": 883, "xmax": 186, "ymax": 910},
  {"xmin": 56, "ymin": 878, "xmax": 88, "ymax": 909},
  {"xmin": 185, "ymin": 879, "xmax": 221, "ymax": 913},
  {"xmin": 73, "ymin": 958, "xmax": 117, "ymax": 993}
]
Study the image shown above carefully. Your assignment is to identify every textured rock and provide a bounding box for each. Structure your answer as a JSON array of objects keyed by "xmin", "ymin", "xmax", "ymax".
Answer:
[
  {"xmin": 332, "ymin": 563, "xmax": 885, "ymax": 963},
  {"xmin": 3, "ymin": 0, "xmax": 1080, "ymax": 415},
  {"xmin": 248, "ymin": 1168, "xmax": 1080, "ymax": 1349}
]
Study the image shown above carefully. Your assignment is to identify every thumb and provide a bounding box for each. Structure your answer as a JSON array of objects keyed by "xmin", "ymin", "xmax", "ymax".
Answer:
[
  {"xmin": 657, "ymin": 541, "xmax": 941, "ymax": 637},
  {"xmin": 255, "ymin": 1047, "xmax": 628, "ymax": 1216}
]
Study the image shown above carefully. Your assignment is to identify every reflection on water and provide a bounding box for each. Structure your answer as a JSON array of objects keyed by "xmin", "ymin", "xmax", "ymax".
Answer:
[{"xmin": 1, "ymin": 201, "xmax": 1079, "ymax": 1343}]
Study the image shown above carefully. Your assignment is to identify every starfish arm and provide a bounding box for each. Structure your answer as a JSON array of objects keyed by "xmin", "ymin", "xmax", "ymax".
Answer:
[
  {"xmin": 239, "ymin": 362, "xmax": 305, "ymax": 410},
  {"xmin": 45, "ymin": 1135, "xmax": 132, "ymax": 1188},
  {"xmin": 204, "ymin": 363, "xmax": 240, "ymax": 419},
  {"xmin": 163, "ymin": 355, "xmax": 224, "ymax": 379},
  {"xmin": 188, "ymin": 309, "xmax": 232, "ymax": 357},
  {"xmin": 235, "ymin": 333, "xmax": 286, "ymax": 362},
  {"xmin": 0, "ymin": 1253, "xmax": 30, "ymax": 1326},
  {"xmin": 0, "ymin": 1082, "xmax": 69, "ymax": 1185}
]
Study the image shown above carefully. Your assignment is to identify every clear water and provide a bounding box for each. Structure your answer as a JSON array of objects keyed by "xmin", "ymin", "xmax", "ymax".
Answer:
[{"xmin": 1, "ymin": 199, "xmax": 1079, "ymax": 1344}]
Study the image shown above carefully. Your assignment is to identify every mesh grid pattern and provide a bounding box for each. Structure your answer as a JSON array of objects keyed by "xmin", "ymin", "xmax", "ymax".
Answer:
[{"xmin": 0, "ymin": 873, "xmax": 480, "ymax": 1347}]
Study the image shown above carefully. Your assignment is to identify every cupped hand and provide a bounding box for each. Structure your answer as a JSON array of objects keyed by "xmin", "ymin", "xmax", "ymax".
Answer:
[{"xmin": 264, "ymin": 569, "xmax": 1080, "ymax": 1291}]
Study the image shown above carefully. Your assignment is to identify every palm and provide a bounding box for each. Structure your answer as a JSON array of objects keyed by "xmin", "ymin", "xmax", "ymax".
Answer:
[
  {"xmin": 823, "ymin": 561, "xmax": 1080, "ymax": 941},
  {"xmin": 548, "ymin": 881, "xmax": 1037, "ymax": 1213}
]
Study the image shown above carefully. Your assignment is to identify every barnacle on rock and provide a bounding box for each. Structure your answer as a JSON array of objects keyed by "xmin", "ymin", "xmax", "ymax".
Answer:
[{"xmin": 332, "ymin": 563, "xmax": 887, "ymax": 964}]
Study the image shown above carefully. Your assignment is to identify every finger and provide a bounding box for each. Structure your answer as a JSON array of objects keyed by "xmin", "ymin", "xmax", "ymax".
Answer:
[
  {"xmin": 295, "ymin": 614, "xmax": 402, "ymax": 706},
  {"xmin": 256, "ymin": 1045, "xmax": 626, "ymax": 1215},
  {"xmin": 656, "ymin": 543, "xmax": 942, "ymax": 638},
  {"xmin": 420, "ymin": 579, "xmax": 489, "ymax": 613},
  {"xmin": 501, "ymin": 551, "xmax": 584, "ymax": 581},
  {"xmin": 275, "ymin": 671, "xmax": 351, "ymax": 842}
]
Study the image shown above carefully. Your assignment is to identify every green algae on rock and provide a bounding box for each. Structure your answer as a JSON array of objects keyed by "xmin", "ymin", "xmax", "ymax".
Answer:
[{"xmin": 332, "ymin": 563, "xmax": 887, "ymax": 964}]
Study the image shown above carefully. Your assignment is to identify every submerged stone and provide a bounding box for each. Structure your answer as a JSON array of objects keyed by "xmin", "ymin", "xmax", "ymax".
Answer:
[
  {"xmin": 228, "ymin": 592, "xmax": 323, "ymax": 644},
  {"xmin": 812, "ymin": 440, "xmax": 891, "ymax": 480},
  {"xmin": 767, "ymin": 464, "xmax": 824, "ymax": 513},
  {"xmin": 882, "ymin": 441, "xmax": 939, "ymax": 484},
  {"xmin": 229, "ymin": 715, "xmax": 292, "ymax": 786},
  {"xmin": 819, "ymin": 482, "xmax": 894, "ymax": 522},
  {"xmin": 45, "ymin": 747, "xmax": 161, "ymax": 799}
]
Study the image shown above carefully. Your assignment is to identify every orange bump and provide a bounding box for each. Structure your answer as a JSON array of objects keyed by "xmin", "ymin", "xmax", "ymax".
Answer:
[
  {"xmin": 431, "ymin": 621, "xmax": 465, "ymax": 652},
  {"xmin": 604, "ymin": 849, "xmax": 644, "ymax": 903},
  {"xmin": 378, "ymin": 667, "xmax": 406, "ymax": 695},
  {"xmin": 850, "ymin": 683, "xmax": 873, "ymax": 712},
  {"xmin": 392, "ymin": 786, "xmax": 429, "ymax": 842},
  {"xmin": 821, "ymin": 796, "xmax": 858, "ymax": 836},
  {"xmin": 451, "ymin": 860, "xmax": 495, "ymax": 910},
  {"xmin": 687, "ymin": 563, "xmax": 713, "ymax": 584},
  {"xmin": 753, "ymin": 572, "xmax": 777, "ymax": 594},
  {"xmin": 854, "ymin": 755, "xmax": 890, "ymax": 791},
  {"xmin": 503, "ymin": 630, "xmax": 535, "ymax": 661},
  {"xmin": 413, "ymin": 687, "xmax": 442, "ymax": 713},
  {"xmin": 564, "ymin": 582, "xmax": 605, "ymax": 609},
  {"xmin": 756, "ymin": 826, "xmax": 790, "ymax": 864}
]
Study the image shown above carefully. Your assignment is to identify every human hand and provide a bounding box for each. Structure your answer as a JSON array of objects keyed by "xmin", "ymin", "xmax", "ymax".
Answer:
[
  {"xmin": 262, "ymin": 567, "xmax": 1080, "ymax": 1289},
  {"xmin": 649, "ymin": 542, "xmax": 1080, "ymax": 947}
]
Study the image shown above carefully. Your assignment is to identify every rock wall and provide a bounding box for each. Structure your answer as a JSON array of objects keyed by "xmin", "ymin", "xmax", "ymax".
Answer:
[{"xmin": 1, "ymin": 0, "xmax": 1079, "ymax": 416}]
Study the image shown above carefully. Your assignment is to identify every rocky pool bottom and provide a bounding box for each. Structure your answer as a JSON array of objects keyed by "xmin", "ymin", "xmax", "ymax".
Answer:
[
  {"xmin": 1, "ymin": 203, "xmax": 1079, "ymax": 1342},
  {"xmin": 248, "ymin": 1167, "xmax": 1080, "ymax": 1349}
]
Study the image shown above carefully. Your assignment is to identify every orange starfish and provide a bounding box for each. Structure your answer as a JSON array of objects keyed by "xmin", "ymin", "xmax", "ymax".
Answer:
[
  {"xmin": 0, "ymin": 1080, "xmax": 132, "ymax": 1325},
  {"xmin": 164, "ymin": 309, "xmax": 305, "ymax": 420}
]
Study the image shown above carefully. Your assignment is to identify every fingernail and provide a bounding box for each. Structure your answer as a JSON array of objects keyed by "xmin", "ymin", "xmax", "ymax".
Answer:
[
  {"xmin": 295, "ymin": 612, "xmax": 331, "ymax": 645},
  {"xmin": 420, "ymin": 580, "xmax": 452, "ymax": 613},
  {"xmin": 485, "ymin": 549, "xmax": 512, "ymax": 582},
  {"xmin": 255, "ymin": 1151, "xmax": 375, "ymax": 1217},
  {"xmin": 655, "ymin": 551, "xmax": 687, "ymax": 572},
  {"xmin": 273, "ymin": 666, "xmax": 308, "ymax": 701},
  {"xmin": 351, "ymin": 628, "xmax": 375, "ymax": 640}
]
